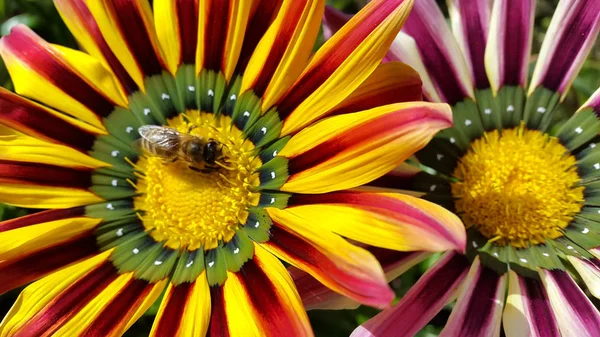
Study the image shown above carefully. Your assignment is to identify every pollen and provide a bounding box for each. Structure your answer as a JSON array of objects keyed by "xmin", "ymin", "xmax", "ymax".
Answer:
[
  {"xmin": 451, "ymin": 125, "xmax": 584, "ymax": 248},
  {"xmin": 133, "ymin": 112, "xmax": 261, "ymax": 251}
]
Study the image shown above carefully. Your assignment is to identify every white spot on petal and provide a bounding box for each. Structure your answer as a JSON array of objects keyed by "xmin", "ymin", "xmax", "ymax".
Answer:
[
  {"xmin": 520, "ymin": 258, "xmax": 528, "ymax": 263},
  {"xmin": 106, "ymin": 203, "xmax": 114, "ymax": 210},
  {"xmin": 126, "ymin": 126, "xmax": 134, "ymax": 133},
  {"xmin": 111, "ymin": 150, "xmax": 120, "ymax": 157},
  {"xmin": 575, "ymin": 127, "xmax": 583, "ymax": 134},
  {"xmin": 243, "ymin": 111, "xmax": 250, "ymax": 117},
  {"xmin": 594, "ymin": 163, "xmax": 600, "ymax": 170},
  {"xmin": 507, "ymin": 105, "xmax": 515, "ymax": 112},
  {"xmin": 537, "ymin": 107, "xmax": 546, "ymax": 114},
  {"xmin": 111, "ymin": 179, "xmax": 118, "ymax": 187},
  {"xmin": 567, "ymin": 245, "xmax": 574, "ymax": 250},
  {"xmin": 233, "ymin": 248, "xmax": 240, "ymax": 254},
  {"xmin": 591, "ymin": 143, "xmax": 597, "ymax": 149},
  {"xmin": 186, "ymin": 260, "xmax": 194, "ymax": 268},
  {"xmin": 472, "ymin": 241, "xmax": 478, "ymax": 248},
  {"xmin": 543, "ymin": 253, "xmax": 550, "ymax": 257},
  {"xmin": 270, "ymin": 197, "xmax": 275, "ymax": 204},
  {"xmin": 154, "ymin": 260, "xmax": 163, "ymax": 266},
  {"xmin": 261, "ymin": 127, "xmax": 267, "ymax": 134},
  {"xmin": 484, "ymin": 108, "xmax": 491, "ymax": 115},
  {"xmin": 188, "ymin": 85, "xmax": 195, "ymax": 92},
  {"xmin": 270, "ymin": 171, "xmax": 276, "ymax": 179},
  {"xmin": 450, "ymin": 137, "xmax": 456, "ymax": 144},
  {"xmin": 116, "ymin": 228, "xmax": 124, "ymax": 237},
  {"xmin": 255, "ymin": 221, "xmax": 260, "ymax": 228},
  {"xmin": 230, "ymin": 94, "xmax": 237, "ymax": 100},
  {"xmin": 161, "ymin": 93, "xmax": 170, "ymax": 100},
  {"xmin": 464, "ymin": 119, "xmax": 472, "ymax": 126},
  {"xmin": 133, "ymin": 248, "xmax": 140, "ymax": 254},
  {"xmin": 207, "ymin": 89, "xmax": 214, "ymax": 97},
  {"xmin": 273, "ymin": 150, "xmax": 278, "ymax": 157},
  {"xmin": 429, "ymin": 185, "xmax": 436, "ymax": 192},
  {"xmin": 493, "ymin": 252, "xmax": 499, "ymax": 257},
  {"xmin": 208, "ymin": 261, "xmax": 215, "ymax": 268},
  {"xmin": 436, "ymin": 154, "xmax": 444, "ymax": 161},
  {"xmin": 582, "ymin": 228, "xmax": 590, "ymax": 234},
  {"xmin": 143, "ymin": 108, "xmax": 151, "ymax": 115}
]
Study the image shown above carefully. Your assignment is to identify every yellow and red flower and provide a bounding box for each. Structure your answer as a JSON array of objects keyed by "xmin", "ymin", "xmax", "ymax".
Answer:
[
  {"xmin": 0, "ymin": 0, "xmax": 466, "ymax": 336},
  {"xmin": 322, "ymin": 0, "xmax": 600, "ymax": 336}
]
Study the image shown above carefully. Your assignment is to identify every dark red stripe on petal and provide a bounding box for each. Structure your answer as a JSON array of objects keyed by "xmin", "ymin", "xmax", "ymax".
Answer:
[
  {"xmin": 236, "ymin": 0, "xmax": 281, "ymax": 74},
  {"xmin": 0, "ymin": 207, "xmax": 84, "ymax": 233},
  {"xmin": 521, "ymin": 276, "xmax": 560, "ymax": 337},
  {"xmin": 287, "ymin": 109, "xmax": 437, "ymax": 175},
  {"xmin": 0, "ymin": 89, "xmax": 96, "ymax": 152},
  {"xmin": 368, "ymin": 247, "xmax": 415, "ymax": 270},
  {"xmin": 208, "ymin": 286, "xmax": 229, "ymax": 337},
  {"xmin": 0, "ymin": 232, "xmax": 99, "ymax": 296},
  {"xmin": 201, "ymin": 0, "xmax": 231, "ymax": 72},
  {"xmin": 328, "ymin": 83, "xmax": 422, "ymax": 116},
  {"xmin": 459, "ymin": 1, "xmax": 489, "ymax": 89},
  {"xmin": 81, "ymin": 278, "xmax": 153, "ymax": 337},
  {"xmin": 549, "ymin": 270, "xmax": 600, "ymax": 332},
  {"xmin": 250, "ymin": 1, "xmax": 308, "ymax": 97},
  {"xmin": 540, "ymin": 0, "xmax": 600, "ymax": 91},
  {"xmin": 178, "ymin": 0, "xmax": 199, "ymax": 64},
  {"xmin": 152, "ymin": 283, "xmax": 192, "ymax": 337},
  {"xmin": 112, "ymin": 0, "xmax": 165, "ymax": 76},
  {"xmin": 403, "ymin": 10, "xmax": 467, "ymax": 105},
  {"xmin": 454, "ymin": 267, "xmax": 502, "ymax": 336},
  {"xmin": 4, "ymin": 26, "xmax": 118, "ymax": 117},
  {"xmin": 276, "ymin": 0, "xmax": 402, "ymax": 118},
  {"xmin": 0, "ymin": 160, "xmax": 92, "ymax": 188},
  {"xmin": 240, "ymin": 258, "xmax": 300, "ymax": 335},
  {"xmin": 14, "ymin": 261, "xmax": 117, "ymax": 337},
  {"xmin": 64, "ymin": 0, "xmax": 138, "ymax": 94},
  {"xmin": 502, "ymin": 0, "xmax": 532, "ymax": 86}
]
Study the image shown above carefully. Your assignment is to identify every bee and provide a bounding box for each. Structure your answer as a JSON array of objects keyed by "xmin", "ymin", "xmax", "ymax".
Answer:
[{"xmin": 137, "ymin": 125, "xmax": 222, "ymax": 172}]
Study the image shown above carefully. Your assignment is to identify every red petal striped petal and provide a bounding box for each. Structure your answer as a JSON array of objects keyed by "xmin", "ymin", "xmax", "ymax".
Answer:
[
  {"xmin": 0, "ymin": 160, "xmax": 92, "ymax": 189},
  {"xmin": 0, "ymin": 207, "xmax": 84, "ymax": 233}
]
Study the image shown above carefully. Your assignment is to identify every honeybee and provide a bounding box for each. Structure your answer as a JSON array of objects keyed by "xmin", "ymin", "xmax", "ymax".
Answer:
[{"xmin": 137, "ymin": 125, "xmax": 222, "ymax": 172}]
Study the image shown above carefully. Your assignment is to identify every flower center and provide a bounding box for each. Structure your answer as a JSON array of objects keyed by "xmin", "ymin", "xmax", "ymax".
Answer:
[
  {"xmin": 451, "ymin": 126, "xmax": 585, "ymax": 248},
  {"xmin": 133, "ymin": 111, "xmax": 261, "ymax": 251}
]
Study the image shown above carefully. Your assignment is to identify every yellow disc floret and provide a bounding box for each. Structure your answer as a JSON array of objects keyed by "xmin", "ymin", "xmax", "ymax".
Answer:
[
  {"xmin": 451, "ymin": 125, "xmax": 584, "ymax": 248},
  {"xmin": 134, "ymin": 111, "xmax": 261, "ymax": 251}
]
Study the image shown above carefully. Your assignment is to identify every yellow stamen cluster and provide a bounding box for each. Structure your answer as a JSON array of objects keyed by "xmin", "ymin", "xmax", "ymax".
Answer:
[
  {"xmin": 134, "ymin": 112, "xmax": 261, "ymax": 250},
  {"xmin": 451, "ymin": 126, "xmax": 584, "ymax": 248}
]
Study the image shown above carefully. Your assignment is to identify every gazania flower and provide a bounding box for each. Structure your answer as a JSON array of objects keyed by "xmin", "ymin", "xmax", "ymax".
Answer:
[
  {"xmin": 322, "ymin": 0, "xmax": 600, "ymax": 336},
  {"xmin": 0, "ymin": 0, "xmax": 467, "ymax": 336}
]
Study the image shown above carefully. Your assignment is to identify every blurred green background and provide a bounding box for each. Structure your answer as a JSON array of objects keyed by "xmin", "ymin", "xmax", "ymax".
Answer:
[{"xmin": 0, "ymin": 0, "xmax": 598, "ymax": 336}]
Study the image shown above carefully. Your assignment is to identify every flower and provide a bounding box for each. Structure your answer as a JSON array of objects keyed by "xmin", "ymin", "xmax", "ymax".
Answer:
[
  {"xmin": 321, "ymin": 0, "xmax": 600, "ymax": 335},
  {"xmin": 0, "ymin": 0, "xmax": 467, "ymax": 336}
]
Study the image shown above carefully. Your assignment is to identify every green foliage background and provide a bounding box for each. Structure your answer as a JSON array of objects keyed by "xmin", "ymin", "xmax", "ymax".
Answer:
[{"xmin": 0, "ymin": 0, "xmax": 597, "ymax": 336}]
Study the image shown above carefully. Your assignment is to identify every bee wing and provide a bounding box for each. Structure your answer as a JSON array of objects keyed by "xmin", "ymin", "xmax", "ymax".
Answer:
[{"xmin": 138, "ymin": 125, "xmax": 182, "ymax": 149}]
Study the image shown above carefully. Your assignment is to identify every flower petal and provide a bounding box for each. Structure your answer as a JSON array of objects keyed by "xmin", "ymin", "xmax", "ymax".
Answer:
[
  {"xmin": 265, "ymin": 208, "xmax": 394, "ymax": 309},
  {"xmin": 154, "ymin": 0, "xmax": 199, "ymax": 73},
  {"xmin": 568, "ymin": 256, "xmax": 600, "ymax": 300},
  {"xmin": 208, "ymin": 247, "xmax": 313, "ymax": 337},
  {"xmin": 352, "ymin": 252, "xmax": 470, "ymax": 337},
  {"xmin": 485, "ymin": 0, "xmax": 535, "ymax": 94},
  {"xmin": 321, "ymin": 5, "xmax": 352, "ymax": 41},
  {"xmin": 529, "ymin": 0, "xmax": 600, "ymax": 99},
  {"xmin": 439, "ymin": 258, "xmax": 506, "ymax": 337},
  {"xmin": 0, "ymin": 89, "xmax": 104, "ymax": 153},
  {"xmin": 241, "ymin": 0, "xmax": 324, "ymax": 107},
  {"xmin": 280, "ymin": 102, "xmax": 452, "ymax": 193},
  {"xmin": 150, "ymin": 275, "xmax": 211, "ymax": 337},
  {"xmin": 539, "ymin": 269, "xmax": 600, "ymax": 336},
  {"xmin": 0, "ymin": 182, "xmax": 102, "ymax": 209},
  {"xmin": 400, "ymin": 0, "xmax": 474, "ymax": 104},
  {"xmin": 327, "ymin": 62, "xmax": 423, "ymax": 116},
  {"xmin": 0, "ymin": 25, "xmax": 125, "ymax": 129},
  {"xmin": 292, "ymin": 248, "xmax": 429, "ymax": 310},
  {"xmin": 277, "ymin": 0, "xmax": 414, "ymax": 135},
  {"xmin": 447, "ymin": 0, "xmax": 491, "ymax": 89},
  {"xmin": 54, "ymin": 0, "xmax": 138, "ymax": 94},
  {"xmin": 387, "ymin": 32, "xmax": 442, "ymax": 102},
  {"xmin": 85, "ymin": 0, "xmax": 168, "ymax": 90},
  {"xmin": 196, "ymin": 0, "xmax": 253, "ymax": 81},
  {"xmin": 579, "ymin": 87, "xmax": 600, "ymax": 114},
  {"xmin": 503, "ymin": 270, "xmax": 560, "ymax": 337},
  {"xmin": 0, "ymin": 251, "xmax": 112, "ymax": 336},
  {"xmin": 0, "ymin": 160, "xmax": 93, "ymax": 189},
  {"xmin": 287, "ymin": 191, "xmax": 466, "ymax": 252}
]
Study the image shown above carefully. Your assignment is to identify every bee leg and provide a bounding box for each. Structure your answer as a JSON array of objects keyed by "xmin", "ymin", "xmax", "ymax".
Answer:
[
  {"xmin": 187, "ymin": 125, "xmax": 197, "ymax": 133},
  {"xmin": 163, "ymin": 157, "xmax": 177, "ymax": 164},
  {"xmin": 188, "ymin": 166, "xmax": 203, "ymax": 173}
]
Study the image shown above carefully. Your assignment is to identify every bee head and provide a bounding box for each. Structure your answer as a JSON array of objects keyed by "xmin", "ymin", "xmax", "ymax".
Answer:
[{"xmin": 202, "ymin": 140, "xmax": 221, "ymax": 164}]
